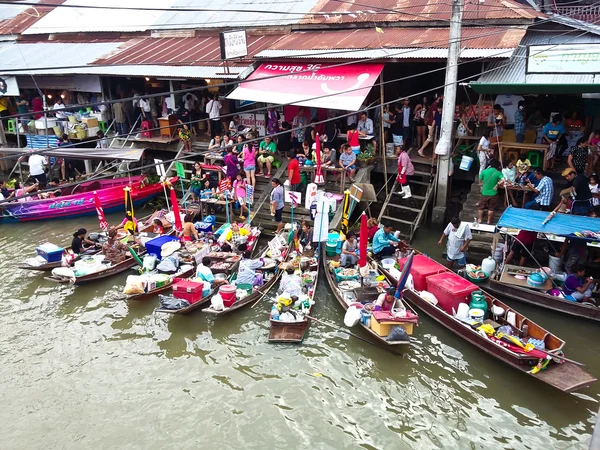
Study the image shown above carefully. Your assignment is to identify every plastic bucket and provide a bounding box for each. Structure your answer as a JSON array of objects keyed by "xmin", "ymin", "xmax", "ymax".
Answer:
[
  {"xmin": 386, "ymin": 143, "xmax": 395, "ymax": 157},
  {"xmin": 548, "ymin": 255, "xmax": 563, "ymax": 274},
  {"xmin": 459, "ymin": 155, "xmax": 474, "ymax": 171},
  {"xmin": 219, "ymin": 284, "xmax": 237, "ymax": 307},
  {"xmin": 326, "ymin": 242, "xmax": 337, "ymax": 257}
]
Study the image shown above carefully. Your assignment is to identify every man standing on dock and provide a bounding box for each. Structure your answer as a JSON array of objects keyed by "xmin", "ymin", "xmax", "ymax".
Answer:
[{"xmin": 478, "ymin": 159, "xmax": 503, "ymax": 225}]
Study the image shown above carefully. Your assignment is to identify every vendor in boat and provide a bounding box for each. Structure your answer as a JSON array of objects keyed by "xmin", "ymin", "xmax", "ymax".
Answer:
[
  {"xmin": 341, "ymin": 231, "xmax": 358, "ymax": 267},
  {"xmin": 438, "ymin": 216, "xmax": 472, "ymax": 269},
  {"xmin": 505, "ymin": 230, "xmax": 538, "ymax": 267},
  {"xmin": 367, "ymin": 218, "xmax": 379, "ymax": 241},
  {"xmin": 235, "ymin": 243, "xmax": 265, "ymax": 287},
  {"xmin": 181, "ymin": 213, "xmax": 199, "ymax": 242},
  {"xmin": 71, "ymin": 228, "xmax": 98, "ymax": 255},
  {"xmin": 278, "ymin": 266, "xmax": 303, "ymax": 297},
  {"xmin": 120, "ymin": 211, "xmax": 138, "ymax": 235},
  {"xmin": 374, "ymin": 288, "xmax": 397, "ymax": 311},
  {"xmin": 222, "ymin": 222, "xmax": 250, "ymax": 251},
  {"xmin": 195, "ymin": 256, "xmax": 215, "ymax": 284},
  {"xmin": 298, "ymin": 221, "xmax": 313, "ymax": 250},
  {"xmin": 563, "ymin": 264, "xmax": 596, "ymax": 305},
  {"xmin": 152, "ymin": 218, "xmax": 164, "ymax": 235},
  {"xmin": 102, "ymin": 228, "xmax": 129, "ymax": 264},
  {"xmin": 372, "ymin": 223, "xmax": 400, "ymax": 258}
]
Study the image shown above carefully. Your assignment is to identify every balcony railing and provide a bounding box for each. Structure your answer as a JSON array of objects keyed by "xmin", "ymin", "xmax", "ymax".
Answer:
[{"xmin": 553, "ymin": 5, "xmax": 600, "ymax": 22}]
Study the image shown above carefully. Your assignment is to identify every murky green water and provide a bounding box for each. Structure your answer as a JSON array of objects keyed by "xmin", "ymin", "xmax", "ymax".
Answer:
[{"xmin": 1, "ymin": 213, "xmax": 599, "ymax": 449}]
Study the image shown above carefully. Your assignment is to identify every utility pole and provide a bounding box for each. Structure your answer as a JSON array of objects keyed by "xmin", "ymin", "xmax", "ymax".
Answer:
[{"xmin": 432, "ymin": 0, "xmax": 464, "ymax": 225}]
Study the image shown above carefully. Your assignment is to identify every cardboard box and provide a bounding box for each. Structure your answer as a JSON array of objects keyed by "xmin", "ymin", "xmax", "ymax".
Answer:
[
  {"xmin": 82, "ymin": 117, "xmax": 98, "ymax": 127},
  {"xmin": 87, "ymin": 126, "xmax": 100, "ymax": 138}
]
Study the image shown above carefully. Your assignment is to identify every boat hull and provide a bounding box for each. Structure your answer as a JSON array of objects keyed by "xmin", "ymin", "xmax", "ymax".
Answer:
[
  {"xmin": 323, "ymin": 253, "xmax": 412, "ymax": 346},
  {"xmin": 378, "ymin": 261, "xmax": 597, "ymax": 392},
  {"xmin": 0, "ymin": 176, "xmax": 166, "ymax": 223},
  {"xmin": 486, "ymin": 279, "xmax": 600, "ymax": 322}
]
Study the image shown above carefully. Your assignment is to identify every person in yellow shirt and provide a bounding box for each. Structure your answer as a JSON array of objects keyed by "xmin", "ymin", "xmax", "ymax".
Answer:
[
  {"xmin": 0, "ymin": 96, "xmax": 10, "ymax": 127},
  {"xmin": 221, "ymin": 222, "xmax": 250, "ymax": 251}
]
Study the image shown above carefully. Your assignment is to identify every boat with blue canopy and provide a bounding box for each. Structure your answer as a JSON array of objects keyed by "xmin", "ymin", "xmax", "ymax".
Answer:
[{"xmin": 484, "ymin": 207, "xmax": 600, "ymax": 322}]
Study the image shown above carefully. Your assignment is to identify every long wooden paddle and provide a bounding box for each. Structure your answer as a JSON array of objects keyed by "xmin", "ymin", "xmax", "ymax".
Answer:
[{"xmin": 305, "ymin": 315, "xmax": 405, "ymax": 356}]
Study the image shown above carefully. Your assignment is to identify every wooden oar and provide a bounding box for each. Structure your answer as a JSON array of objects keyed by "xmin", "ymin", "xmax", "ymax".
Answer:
[
  {"xmin": 305, "ymin": 315, "xmax": 405, "ymax": 356},
  {"xmin": 250, "ymin": 270, "xmax": 283, "ymax": 309}
]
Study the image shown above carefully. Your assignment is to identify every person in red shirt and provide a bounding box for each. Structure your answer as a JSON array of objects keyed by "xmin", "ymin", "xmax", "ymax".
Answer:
[
  {"xmin": 505, "ymin": 229, "xmax": 537, "ymax": 266},
  {"xmin": 287, "ymin": 151, "xmax": 301, "ymax": 191}
]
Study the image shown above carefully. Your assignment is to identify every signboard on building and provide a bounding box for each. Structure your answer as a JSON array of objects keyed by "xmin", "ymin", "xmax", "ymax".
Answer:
[
  {"xmin": 219, "ymin": 30, "xmax": 248, "ymax": 60},
  {"xmin": 238, "ymin": 112, "xmax": 266, "ymax": 136},
  {"xmin": 527, "ymin": 44, "xmax": 600, "ymax": 74}
]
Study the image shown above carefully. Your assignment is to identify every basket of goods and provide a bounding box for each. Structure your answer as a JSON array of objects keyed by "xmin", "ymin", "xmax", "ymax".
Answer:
[{"xmin": 335, "ymin": 267, "xmax": 359, "ymax": 283}]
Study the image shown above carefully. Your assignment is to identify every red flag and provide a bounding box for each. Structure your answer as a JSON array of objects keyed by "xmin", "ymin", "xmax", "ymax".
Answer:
[
  {"xmin": 93, "ymin": 191, "xmax": 109, "ymax": 231},
  {"xmin": 169, "ymin": 187, "xmax": 183, "ymax": 232},
  {"xmin": 314, "ymin": 132, "xmax": 324, "ymax": 185},
  {"xmin": 359, "ymin": 212, "xmax": 368, "ymax": 268}
]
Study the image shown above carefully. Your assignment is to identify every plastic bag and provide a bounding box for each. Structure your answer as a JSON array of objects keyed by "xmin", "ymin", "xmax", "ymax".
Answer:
[
  {"xmin": 123, "ymin": 275, "xmax": 146, "ymax": 295},
  {"xmin": 420, "ymin": 290, "xmax": 439, "ymax": 306},
  {"xmin": 156, "ymin": 254, "xmax": 179, "ymax": 273},
  {"xmin": 387, "ymin": 325, "xmax": 409, "ymax": 342},
  {"xmin": 159, "ymin": 294, "xmax": 190, "ymax": 310},
  {"xmin": 344, "ymin": 306, "xmax": 362, "ymax": 327},
  {"xmin": 405, "ymin": 274, "xmax": 414, "ymax": 290},
  {"xmin": 211, "ymin": 293, "xmax": 224, "ymax": 311},
  {"xmin": 143, "ymin": 255, "xmax": 158, "ymax": 272},
  {"xmin": 51, "ymin": 267, "xmax": 76, "ymax": 283}
]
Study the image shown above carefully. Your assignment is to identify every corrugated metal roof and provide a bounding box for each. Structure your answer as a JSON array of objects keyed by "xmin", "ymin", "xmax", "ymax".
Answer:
[
  {"xmin": 301, "ymin": 0, "xmax": 541, "ymax": 24},
  {"xmin": 256, "ymin": 48, "xmax": 515, "ymax": 59},
  {"xmin": 22, "ymin": 0, "xmax": 318, "ymax": 35},
  {"xmin": 94, "ymin": 34, "xmax": 283, "ymax": 67},
  {"xmin": 22, "ymin": 0, "xmax": 178, "ymax": 34},
  {"xmin": 475, "ymin": 31, "xmax": 600, "ymax": 86},
  {"xmin": 0, "ymin": 41, "xmax": 245, "ymax": 79},
  {"xmin": 151, "ymin": 0, "xmax": 317, "ymax": 30},
  {"xmin": 0, "ymin": 41, "xmax": 124, "ymax": 73},
  {"xmin": 258, "ymin": 27, "xmax": 525, "ymax": 56},
  {"xmin": 0, "ymin": 0, "xmax": 63, "ymax": 36}
]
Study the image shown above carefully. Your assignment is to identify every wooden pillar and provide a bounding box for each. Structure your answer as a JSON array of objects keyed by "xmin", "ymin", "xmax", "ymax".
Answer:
[{"xmin": 380, "ymin": 73, "xmax": 388, "ymax": 198}]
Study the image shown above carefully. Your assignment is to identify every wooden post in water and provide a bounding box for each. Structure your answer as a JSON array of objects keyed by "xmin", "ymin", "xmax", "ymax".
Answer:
[{"xmin": 380, "ymin": 73, "xmax": 388, "ymax": 198}]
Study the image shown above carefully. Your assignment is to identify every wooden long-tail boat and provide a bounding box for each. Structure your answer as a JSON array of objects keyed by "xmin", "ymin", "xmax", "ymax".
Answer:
[
  {"xmin": 376, "ymin": 252, "xmax": 597, "ymax": 393},
  {"xmin": 155, "ymin": 228, "xmax": 263, "ymax": 315},
  {"xmin": 323, "ymin": 249, "xmax": 417, "ymax": 346},
  {"xmin": 480, "ymin": 207, "xmax": 600, "ymax": 322},
  {"xmin": 44, "ymin": 214, "xmax": 174, "ymax": 285},
  {"xmin": 268, "ymin": 247, "xmax": 320, "ymax": 343},
  {"xmin": 203, "ymin": 238, "xmax": 290, "ymax": 317}
]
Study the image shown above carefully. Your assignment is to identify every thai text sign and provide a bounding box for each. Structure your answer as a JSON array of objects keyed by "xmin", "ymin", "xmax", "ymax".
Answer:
[{"xmin": 527, "ymin": 44, "xmax": 600, "ymax": 73}]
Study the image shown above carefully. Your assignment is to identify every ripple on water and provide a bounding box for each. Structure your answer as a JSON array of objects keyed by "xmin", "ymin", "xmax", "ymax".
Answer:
[{"xmin": 0, "ymin": 219, "xmax": 599, "ymax": 448}]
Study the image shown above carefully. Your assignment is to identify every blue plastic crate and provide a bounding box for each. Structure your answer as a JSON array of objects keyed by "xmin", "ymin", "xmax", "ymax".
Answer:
[{"xmin": 145, "ymin": 235, "xmax": 180, "ymax": 259}]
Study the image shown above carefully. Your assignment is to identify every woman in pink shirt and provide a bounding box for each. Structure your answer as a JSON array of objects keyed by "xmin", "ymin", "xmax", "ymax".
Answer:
[
  {"xmin": 233, "ymin": 172, "xmax": 249, "ymax": 220},
  {"xmin": 242, "ymin": 143, "xmax": 257, "ymax": 187},
  {"xmin": 396, "ymin": 146, "xmax": 415, "ymax": 199}
]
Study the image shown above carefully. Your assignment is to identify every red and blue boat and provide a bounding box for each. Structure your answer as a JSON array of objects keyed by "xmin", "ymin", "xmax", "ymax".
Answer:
[{"xmin": 0, "ymin": 176, "xmax": 174, "ymax": 223}]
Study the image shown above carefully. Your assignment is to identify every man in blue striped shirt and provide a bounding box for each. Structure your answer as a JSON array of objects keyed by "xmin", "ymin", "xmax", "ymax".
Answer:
[{"xmin": 525, "ymin": 168, "xmax": 553, "ymax": 211}]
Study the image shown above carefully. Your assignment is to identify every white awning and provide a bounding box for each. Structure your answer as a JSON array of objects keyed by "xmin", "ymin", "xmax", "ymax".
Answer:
[{"xmin": 0, "ymin": 147, "xmax": 145, "ymax": 161}]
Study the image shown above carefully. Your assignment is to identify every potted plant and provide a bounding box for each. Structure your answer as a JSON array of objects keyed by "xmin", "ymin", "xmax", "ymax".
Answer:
[{"xmin": 356, "ymin": 143, "xmax": 376, "ymax": 168}]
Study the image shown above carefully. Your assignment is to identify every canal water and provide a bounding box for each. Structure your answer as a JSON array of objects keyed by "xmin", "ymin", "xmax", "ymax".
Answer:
[{"xmin": 1, "ymin": 212, "xmax": 599, "ymax": 449}]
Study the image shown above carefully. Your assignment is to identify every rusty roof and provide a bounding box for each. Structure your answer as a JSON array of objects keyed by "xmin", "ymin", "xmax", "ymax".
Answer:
[
  {"xmin": 262, "ymin": 27, "xmax": 526, "ymax": 52},
  {"xmin": 301, "ymin": 0, "xmax": 540, "ymax": 24},
  {"xmin": 93, "ymin": 34, "xmax": 283, "ymax": 67},
  {"xmin": 0, "ymin": 0, "xmax": 64, "ymax": 36}
]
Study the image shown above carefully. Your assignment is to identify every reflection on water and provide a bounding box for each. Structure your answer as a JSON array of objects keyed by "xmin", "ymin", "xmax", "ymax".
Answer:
[{"xmin": 0, "ymin": 213, "xmax": 598, "ymax": 448}]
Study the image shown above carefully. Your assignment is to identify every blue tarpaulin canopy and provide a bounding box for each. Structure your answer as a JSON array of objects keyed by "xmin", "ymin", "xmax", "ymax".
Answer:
[{"xmin": 496, "ymin": 207, "xmax": 600, "ymax": 241}]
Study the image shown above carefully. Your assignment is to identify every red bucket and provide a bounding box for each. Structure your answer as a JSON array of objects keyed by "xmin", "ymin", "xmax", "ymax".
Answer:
[{"xmin": 219, "ymin": 284, "xmax": 237, "ymax": 307}]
